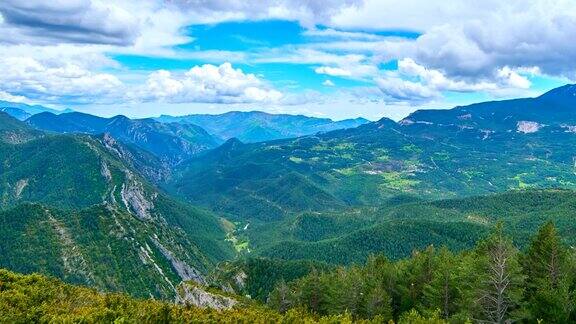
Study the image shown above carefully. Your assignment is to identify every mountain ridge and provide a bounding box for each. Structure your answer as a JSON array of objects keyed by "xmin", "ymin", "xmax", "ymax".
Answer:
[
  {"xmin": 0, "ymin": 114, "xmax": 234, "ymax": 299},
  {"xmin": 166, "ymin": 84, "xmax": 576, "ymax": 221},
  {"xmin": 26, "ymin": 112, "xmax": 221, "ymax": 166},
  {"xmin": 156, "ymin": 110, "xmax": 370, "ymax": 143}
]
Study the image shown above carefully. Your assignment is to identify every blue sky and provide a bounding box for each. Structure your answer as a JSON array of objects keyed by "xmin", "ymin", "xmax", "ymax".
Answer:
[{"xmin": 0, "ymin": 1, "xmax": 574, "ymax": 120}]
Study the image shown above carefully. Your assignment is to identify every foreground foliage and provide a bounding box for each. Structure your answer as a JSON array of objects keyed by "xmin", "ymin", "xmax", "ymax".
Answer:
[
  {"xmin": 268, "ymin": 222, "xmax": 576, "ymax": 323},
  {"xmin": 1, "ymin": 222, "xmax": 572, "ymax": 323},
  {"xmin": 0, "ymin": 268, "xmax": 440, "ymax": 323}
]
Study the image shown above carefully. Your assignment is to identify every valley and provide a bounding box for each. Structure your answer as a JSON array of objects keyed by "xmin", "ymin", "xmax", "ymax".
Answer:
[{"xmin": 2, "ymin": 85, "xmax": 576, "ymax": 322}]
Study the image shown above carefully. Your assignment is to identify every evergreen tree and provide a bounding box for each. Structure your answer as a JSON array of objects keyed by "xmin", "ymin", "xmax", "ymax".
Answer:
[
  {"xmin": 397, "ymin": 245, "xmax": 436, "ymax": 314},
  {"xmin": 363, "ymin": 284, "xmax": 393, "ymax": 320},
  {"xmin": 421, "ymin": 247, "xmax": 460, "ymax": 319},
  {"xmin": 295, "ymin": 268, "xmax": 327, "ymax": 314},
  {"xmin": 363, "ymin": 254, "xmax": 400, "ymax": 317},
  {"xmin": 522, "ymin": 221, "xmax": 573, "ymax": 322}
]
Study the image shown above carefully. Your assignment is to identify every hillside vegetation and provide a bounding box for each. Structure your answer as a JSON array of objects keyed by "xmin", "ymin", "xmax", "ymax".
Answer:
[
  {"xmin": 1, "ymin": 221, "xmax": 573, "ymax": 323},
  {"xmin": 168, "ymin": 86, "xmax": 576, "ymax": 221},
  {"xmin": 0, "ymin": 113, "xmax": 234, "ymax": 299}
]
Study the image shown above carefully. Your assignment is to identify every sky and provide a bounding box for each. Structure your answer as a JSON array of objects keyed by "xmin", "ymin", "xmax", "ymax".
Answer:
[{"xmin": 0, "ymin": 1, "xmax": 575, "ymax": 121}]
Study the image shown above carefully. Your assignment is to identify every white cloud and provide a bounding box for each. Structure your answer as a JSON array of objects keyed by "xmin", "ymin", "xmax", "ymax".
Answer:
[
  {"xmin": 138, "ymin": 62, "xmax": 283, "ymax": 104},
  {"xmin": 397, "ymin": 58, "xmax": 499, "ymax": 92},
  {"xmin": 323, "ymin": 79, "xmax": 335, "ymax": 86},
  {"xmin": 303, "ymin": 28, "xmax": 383, "ymax": 41},
  {"xmin": 0, "ymin": 57, "xmax": 123, "ymax": 104},
  {"xmin": 255, "ymin": 48, "xmax": 379, "ymax": 80},
  {"xmin": 354, "ymin": 1, "xmax": 576, "ymax": 80},
  {"xmin": 315, "ymin": 66, "xmax": 352, "ymax": 77},
  {"xmin": 496, "ymin": 66, "xmax": 531, "ymax": 89},
  {"xmin": 167, "ymin": 0, "xmax": 363, "ymax": 28},
  {"xmin": 375, "ymin": 77, "xmax": 438, "ymax": 103},
  {"xmin": 374, "ymin": 58, "xmax": 534, "ymax": 104},
  {"xmin": 0, "ymin": 91, "xmax": 27, "ymax": 103}
]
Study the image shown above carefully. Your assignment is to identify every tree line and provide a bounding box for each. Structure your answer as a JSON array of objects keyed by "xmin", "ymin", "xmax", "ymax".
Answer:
[{"xmin": 268, "ymin": 222, "xmax": 576, "ymax": 323}]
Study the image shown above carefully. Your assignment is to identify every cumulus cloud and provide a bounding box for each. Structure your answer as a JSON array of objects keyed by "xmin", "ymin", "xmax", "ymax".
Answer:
[
  {"xmin": 0, "ymin": 57, "xmax": 123, "ymax": 104},
  {"xmin": 138, "ymin": 62, "xmax": 283, "ymax": 104},
  {"xmin": 410, "ymin": 1, "xmax": 576, "ymax": 79},
  {"xmin": 0, "ymin": 59, "xmax": 283, "ymax": 105},
  {"xmin": 375, "ymin": 58, "xmax": 534, "ymax": 104},
  {"xmin": 0, "ymin": 91, "xmax": 28, "ymax": 103},
  {"xmin": 375, "ymin": 77, "xmax": 438, "ymax": 103},
  {"xmin": 323, "ymin": 80, "xmax": 336, "ymax": 87},
  {"xmin": 397, "ymin": 58, "xmax": 499, "ymax": 92},
  {"xmin": 329, "ymin": 0, "xmax": 576, "ymax": 80}
]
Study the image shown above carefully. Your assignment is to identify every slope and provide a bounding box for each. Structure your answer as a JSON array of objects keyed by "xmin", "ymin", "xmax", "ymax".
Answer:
[
  {"xmin": 0, "ymin": 114, "xmax": 234, "ymax": 299},
  {"xmin": 253, "ymin": 190, "xmax": 576, "ymax": 265},
  {"xmin": 167, "ymin": 85, "xmax": 576, "ymax": 221}
]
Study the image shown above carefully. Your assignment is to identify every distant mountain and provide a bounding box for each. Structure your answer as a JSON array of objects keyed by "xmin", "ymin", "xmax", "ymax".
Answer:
[
  {"xmin": 402, "ymin": 84, "xmax": 576, "ymax": 132},
  {"xmin": 0, "ymin": 114, "xmax": 233, "ymax": 299},
  {"xmin": 0, "ymin": 111, "xmax": 42, "ymax": 143},
  {"xmin": 27, "ymin": 112, "xmax": 221, "ymax": 166},
  {"xmin": 0, "ymin": 100, "xmax": 71, "ymax": 117},
  {"xmin": 156, "ymin": 111, "xmax": 370, "ymax": 143},
  {"xmin": 166, "ymin": 84, "xmax": 576, "ymax": 221},
  {"xmin": 0, "ymin": 107, "xmax": 31, "ymax": 120}
]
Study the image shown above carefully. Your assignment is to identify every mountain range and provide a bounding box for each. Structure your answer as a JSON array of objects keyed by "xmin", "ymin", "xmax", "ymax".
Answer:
[
  {"xmin": 0, "ymin": 100, "xmax": 72, "ymax": 120},
  {"xmin": 167, "ymin": 85, "xmax": 576, "ymax": 221},
  {"xmin": 156, "ymin": 111, "xmax": 369, "ymax": 142},
  {"xmin": 2, "ymin": 84, "xmax": 576, "ymax": 311},
  {"xmin": 27, "ymin": 112, "xmax": 220, "ymax": 166}
]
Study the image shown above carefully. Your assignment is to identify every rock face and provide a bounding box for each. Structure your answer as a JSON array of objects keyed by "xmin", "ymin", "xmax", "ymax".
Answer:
[
  {"xmin": 176, "ymin": 283, "xmax": 238, "ymax": 311},
  {"xmin": 13, "ymin": 179, "xmax": 28, "ymax": 199},
  {"xmin": 46, "ymin": 211, "xmax": 95, "ymax": 285},
  {"xmin": 152, "ymin": 238, "xmax": 205, "ymax": 284},
  {"xmin": 517, "ymin": 121, "xmax": 543, "ymax": 133}
]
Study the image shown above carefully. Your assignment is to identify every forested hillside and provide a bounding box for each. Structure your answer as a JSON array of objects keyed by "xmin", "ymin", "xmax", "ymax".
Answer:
[
  {"xmin": 240, "ymin": 190, "xmax": 576, "ymax": 264},
  {"xmin": 0, "ymin": 113, "xmax": 234, "ymax": 299},
  {"xmin": 266, "ymin": 222, "xmax": 576, "ymax": 323},
  {"xmin": 1, "ymin": 222, "xmax": 573, "ymax": 323}
]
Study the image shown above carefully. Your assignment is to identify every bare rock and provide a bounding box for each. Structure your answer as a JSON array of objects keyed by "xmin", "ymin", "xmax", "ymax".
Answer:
[
  {"xmin": 517, "ymin": 121, "xmax": 543, "ymax": 133},
  {"xmin": 176, "ymin": 283, "xmax": 238, "ymax": 311}
]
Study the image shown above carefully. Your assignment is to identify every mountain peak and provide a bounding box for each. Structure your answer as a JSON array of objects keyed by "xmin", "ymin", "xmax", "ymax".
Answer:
[
  {"xmin": 222, "ymin": 137, "xmax": 243, "ymax": 148},
  {"xmin": 538, "ymin": 84, "xmax": 576, "ymax": 100}
]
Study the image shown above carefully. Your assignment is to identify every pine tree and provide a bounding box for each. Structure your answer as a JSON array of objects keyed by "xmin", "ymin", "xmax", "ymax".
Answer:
[
  {"xmin": 522, "ymin": 221, "xmax": 573, "ymax": 322},
  {"xmin": 473, "ymin": 223, "xmax": 525, "ymax": 323},
  {"xmin": 363, "ymin": 284, "xmax": 393, "ymax": 320},
  {"xmin": 296, "ymin": 268, "xmax": 326, "ymax": 314},
  {"xmin": 421, "ymin": 247, "xmax": 460, "ymax": 319},
  {"xmin": 268, "ymin": 279, "xmax": 292, "ymax": 313},
  {"xmin": 398, "ymin": 245, "xmax": 436, "ymax": 313}
]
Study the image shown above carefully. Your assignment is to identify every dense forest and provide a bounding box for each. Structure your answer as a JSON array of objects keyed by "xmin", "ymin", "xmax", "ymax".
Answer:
[
  {"xmin": 265, "ymin": 222, "xmax": 576, "ymax": 323},
  {"xmin": 1, "ymin": 221, "xmax": 573, "ymax": 323}
]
